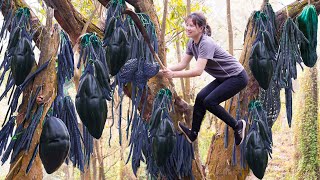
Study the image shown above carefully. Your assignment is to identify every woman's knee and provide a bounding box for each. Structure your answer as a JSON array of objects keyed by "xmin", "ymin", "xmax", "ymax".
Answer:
[
  {"xmin": 195, "ymin": 92, "xmax": 207, "ymax": 104},
  {"xmin": 203, "ymin": 97, "xmax": 219, "ymax": 108}
]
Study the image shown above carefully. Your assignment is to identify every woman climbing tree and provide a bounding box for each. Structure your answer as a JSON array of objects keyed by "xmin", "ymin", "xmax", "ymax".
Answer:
[{"xmin": 160, "ymin": 12, "xmax": 248, "ymax": 145}]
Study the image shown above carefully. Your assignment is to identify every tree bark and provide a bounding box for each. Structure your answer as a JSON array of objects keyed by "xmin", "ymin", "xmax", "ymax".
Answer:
[{"xmin": 295, "ymin": 67, "xmax": 319, "ymax": 178}]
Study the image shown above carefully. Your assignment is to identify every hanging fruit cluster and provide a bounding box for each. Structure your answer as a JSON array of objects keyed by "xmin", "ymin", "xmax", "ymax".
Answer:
[
  {"xmin": 245, "ymin": 101, "xmax": 272, "ymax": 179},
  {"xmin": 76, "ymin": 33, "xmax": 110, "ymax": 139}
]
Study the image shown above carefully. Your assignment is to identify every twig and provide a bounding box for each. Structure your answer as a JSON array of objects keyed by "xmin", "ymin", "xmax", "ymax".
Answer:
[
  {"xmin": 5, "ymin": 156, "xmax": 23, "ymax": 180},
  {"xmin": 102, "ymin": 147, "xmax": 121, "ymax": 159},
  {"xmin": 104, "ymin": 158, "xmax": 121, "ymax": 173},
  {"xmin": 165, "ymin": 30, "xmax": 184, "ymax": 45}
]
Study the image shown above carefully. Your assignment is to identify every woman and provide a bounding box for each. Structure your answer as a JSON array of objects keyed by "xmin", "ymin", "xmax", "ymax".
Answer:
[{"xmin": 160, "ymin": 12, "xmax": 248, "ymax": 145}]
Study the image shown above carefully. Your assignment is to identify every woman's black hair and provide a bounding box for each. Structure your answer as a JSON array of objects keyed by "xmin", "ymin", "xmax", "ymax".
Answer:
[{"xmin": 185, "ymin": 12, "xmax": 212, "ymax": 36}]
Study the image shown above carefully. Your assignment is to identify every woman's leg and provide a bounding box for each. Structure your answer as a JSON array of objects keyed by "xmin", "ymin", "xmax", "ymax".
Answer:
[
  {"xmin": 203, "ymin": 70, "xmax": 248, "ymax": 129},
  {"xmin": 178, "ymin": 79, "xmax": 221, "ymax": 143},
  {"xmin": 192, "ymin": 79, "xmax": 221, "ymax": 132},
  {"xmin": 203, "ymin": 70, "xmax": 248, "ymax": 145},
  {"xmin": 179, "ymin": 70, "xmax": 248, "ymax": 144}
]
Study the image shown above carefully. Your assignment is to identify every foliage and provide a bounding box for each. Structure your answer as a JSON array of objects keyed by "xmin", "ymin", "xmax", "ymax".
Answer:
[
  {"xmin": 71, "ymin": 0, "xmax": 101, "ymax": 25},
  {"xmin": 155, "ymin": 0, "xmax": 210, "ymax": 52}
]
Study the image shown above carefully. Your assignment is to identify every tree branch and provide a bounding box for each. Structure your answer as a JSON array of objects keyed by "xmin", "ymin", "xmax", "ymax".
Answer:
[
  {"xmin": 276, "ymin": 0, "xmax": 320, "ymax": 31},
  {"xmin": 43, "ymin": 0, "xmax": 103, "ymax": 43}
]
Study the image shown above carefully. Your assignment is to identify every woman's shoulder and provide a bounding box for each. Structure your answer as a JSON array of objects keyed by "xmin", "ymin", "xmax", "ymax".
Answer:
[{"xmin": 200, "ymin": 35, "xmax": 216, "ymax": 47}]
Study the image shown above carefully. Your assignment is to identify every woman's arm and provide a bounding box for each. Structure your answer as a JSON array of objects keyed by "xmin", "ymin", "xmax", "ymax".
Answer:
[
  {"xmin": 163, "ymin": 58, "xmax": 207, "ymax": 78},
  {"xmin": 168, "ymin": 54, "xmax": 193, "ymax": 71}
]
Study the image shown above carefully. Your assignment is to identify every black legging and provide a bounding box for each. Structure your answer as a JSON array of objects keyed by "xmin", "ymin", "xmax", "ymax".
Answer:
[{"xmin": 192, "ymin": 70, "xmax": 249, "ymax": 132}]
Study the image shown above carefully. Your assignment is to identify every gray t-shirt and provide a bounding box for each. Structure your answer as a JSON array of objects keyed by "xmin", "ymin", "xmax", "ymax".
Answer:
[{"xmin": 186, "ymin": 35, "xmax": 244, "ymax": 79}]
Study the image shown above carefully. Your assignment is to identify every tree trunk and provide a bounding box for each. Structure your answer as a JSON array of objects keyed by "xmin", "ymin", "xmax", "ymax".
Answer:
[
  {"xmin": 92, "ymin": 141, "xmax": 98, "ymax": 180},
  {"xmin": 295, "ymin": 67, "xmax": 319, "ymax": 178},
  {"xmin": 184, "ymin": 0, "xmax": 191, "ymax": 104},
  {"xmin": 95, "ymin": 139, "xmax": 105, "ymax": 180},
  {"xmin": 81, "ymin": 165, "xmax": 91, "ymax": 180},
  {"xmin": 81, "ymin": 125, "xmax": 92, "ymax": 180},
  {"xmin": 119, "ymin": 140, "xmax": 125, "ymax": 179},
  {"xmin": 226, "ymin": 0, "xmax": 234, "ymax": 56},
  {"xmin": 160, "ymin": 0, "xmax": 168, "ymax": 66},
  {"xmin": 176, "ymin": 34, "xmax": 186, "ymax": 100}
]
